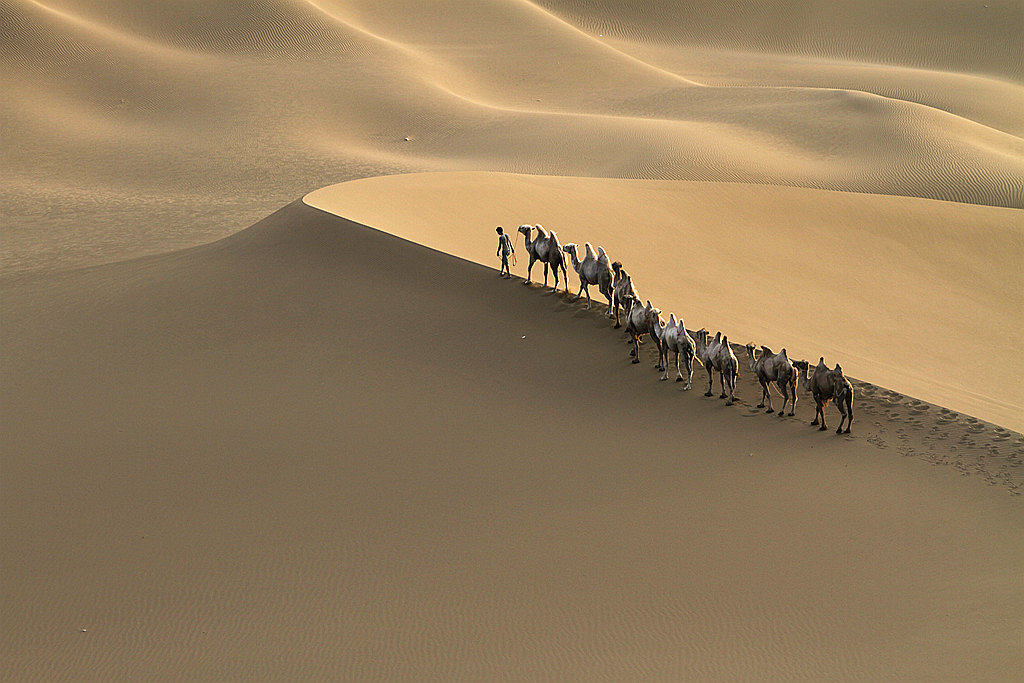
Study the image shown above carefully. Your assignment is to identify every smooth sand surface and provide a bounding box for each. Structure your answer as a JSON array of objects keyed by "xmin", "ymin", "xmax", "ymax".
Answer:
[
  {"xmin": 3, "ymin": 0, "xmax": 1023, "ymax": 680},
  {"xmin": 3, "ymin": 204, "xmax": 1022, "ymax": 680}
]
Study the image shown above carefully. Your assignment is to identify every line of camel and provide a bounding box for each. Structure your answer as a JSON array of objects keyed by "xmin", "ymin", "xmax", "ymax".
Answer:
[{"xmin": 516, "ymin": 223, "xmax": 854, "ymax": 434}]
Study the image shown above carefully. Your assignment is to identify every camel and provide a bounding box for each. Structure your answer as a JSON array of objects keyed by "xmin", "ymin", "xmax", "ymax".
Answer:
[
  {"xmin": 744, "ymin": 343, "xmax": 798, "ymax": 416},
  {"xmin": 794, "ymin": 358, "xmax": 854, "ymax": 433},
  {"xmin": 624, "ymin": 297, "xmax": 662, "ymax": 367},
  {"xmin": 659, "ymin": 314, "xmax": 698, "ymax": 388},
  {"xmin": 610, "ymin": 261, "xmax": 638, "ymax": 329},
  {"xmin": 694, "ymin": 330, "xmax": 738, "ymax": 405},
  {"xmin": 833, "ymin": 366, "xmax": 854, "ymax": 434},
  {"xmin": 517, "ymin": 224, "xmax": 568, "ymax": 292},
  {"xmin": 562, "ymin": 242, "xmax": 614, "ymax": 312}
]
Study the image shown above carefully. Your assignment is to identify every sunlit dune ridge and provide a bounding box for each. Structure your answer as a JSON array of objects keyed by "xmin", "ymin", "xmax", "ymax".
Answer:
[{"xmin": 2, "ymin": 0, "xmax": 1022, "ymax": 272}]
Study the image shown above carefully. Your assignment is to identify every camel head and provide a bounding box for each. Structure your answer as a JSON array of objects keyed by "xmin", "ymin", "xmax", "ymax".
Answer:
[
  {"xmin": 744, "ymin": 343, "xmax": 759, "ymax": 369},
  {"xmin": 793, "ymin": 360, "xmax": 813, "ymax": 392},
  {"xmin": 562, "ymin": 242, "xmax": 577, "ymax": 254},
  {"xmin": 694, "ymin": 328, "xmax": 709, "ymax": 349}
]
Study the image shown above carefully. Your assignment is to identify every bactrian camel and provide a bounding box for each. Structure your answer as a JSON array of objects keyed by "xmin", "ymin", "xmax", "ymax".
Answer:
[
  {"xmin": 517, "ymin": 224, "xmax": 568, "ymax": 292},
  {"xmin": 624, "ymin": 297, "xmax": 662, "ymax": 367},
  {"xmin": 610, "ymin": 261, "xmax": 638, "ymax": 329},
  {"xmin": 659, "ymin": 314, "xmax": 698, "ymax": 388},
  {"xmin": 562, "ymin": 243, "xmax": 614, "ymax": 313},
  {"xmin": 794, "ymin": 358, "xmax": 854, "ymax": 433},
  {"xmin": 695, "ymin": 329, "xmax": 738, "ymax": 405},
  {"xmin": 744, "ymin": 344, "xmax": 798, "ymax": 416}
]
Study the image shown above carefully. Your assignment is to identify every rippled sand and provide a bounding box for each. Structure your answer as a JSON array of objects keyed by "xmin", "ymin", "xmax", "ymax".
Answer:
[{"xmin": 3, "ymin": 1, "xmax": 1022, "ymax": 680}]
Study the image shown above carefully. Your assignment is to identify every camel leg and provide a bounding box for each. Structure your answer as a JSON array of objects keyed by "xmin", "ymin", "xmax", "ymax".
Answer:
[
  {"xmin": 704, "ymin": 367, "xmax": 714, "ymax": 397},
  {"xmin": 756, "ymin": 381, "xmax": 766, "ymax": 409},
  {"xmin": 584, "ymin": 285, "xmax": 592, "ymax": 309},
  {"xmin": 778, "ymin": 381, "xmax": 789, "ymax": 417},
  {"xmin": 719, "ymin": 370, "xmax": 728, "ymax": 399},
  {"xmin": 683, "ymin": 354, "xmax": 693, "ymax": 390},
  {"xmin": 631, "ymin": 333, "xmax": 640, "ymax": 364},
  {"xmin": 726, "ymin": 372, "xmax": 735, "ymax": 406},
  {"xmin": 542, "ymin": 263, "xmax": 549, "ymax": 289},
  {"xmin": 817, "ymin": 398, "xmax": 828, "ymax": 431},
  {"xmin": 838, "ymin": 397, "xmax": 853, "ymax": 434},
  {"xmin": 674, "ymin": 352, "xmax": 684, "ymax": 382},
  {"xmin": 789, "ymin": 382, "xmax": 797, "ymax": 417},
  {"xmin": 763, "ymin": 381, "xmax": 774, "ymax": 413}
]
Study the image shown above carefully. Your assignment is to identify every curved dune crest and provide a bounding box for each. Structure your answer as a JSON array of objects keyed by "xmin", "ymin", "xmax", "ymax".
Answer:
[
  {"xmin": 3, "ymin": 0, "xmax": 1023, "ymax": 273},
  {"xmin": 305, "ymin": 171, "xmax": 1024, "ymax": 433},
  {"xmin": 4, "ymin": 2, "xmax": 1024, "ymax": 679}
]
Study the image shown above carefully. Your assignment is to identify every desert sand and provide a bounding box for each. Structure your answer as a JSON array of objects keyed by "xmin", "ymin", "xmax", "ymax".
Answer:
[{"xmin": 2, "ymin": 1, "xmax": 1023, "ymax": 680}]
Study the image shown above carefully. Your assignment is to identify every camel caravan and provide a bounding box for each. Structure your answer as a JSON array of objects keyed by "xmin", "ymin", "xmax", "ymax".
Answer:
[{"xmin": 509, "ymin": 224, "xmax": 854, "ymax": 434}]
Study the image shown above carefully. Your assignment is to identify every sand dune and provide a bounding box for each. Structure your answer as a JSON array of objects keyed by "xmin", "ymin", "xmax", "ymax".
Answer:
[
  {"xmin": 3, "ymin": 0, "xmax": 1023, "ymax": 679},
  {"xmin": 3, "ymin": 0, "xmax": 1022, "ymax": 272},
  {"xmin": 306, "ymin": 171, "xmax": 1024, "ymax": 432},
  {"xmin": 3, "ymin": 204, "xmax": 1021, "ymax": 680}
]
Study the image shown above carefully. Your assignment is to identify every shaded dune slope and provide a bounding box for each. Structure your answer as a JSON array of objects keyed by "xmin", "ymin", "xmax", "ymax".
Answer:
[
  {"xmin": 3, "ymin": 0, "xmax": 1022, "ymax": 272},
  {"xmin": 2, "ymin": 203, "xmax": 1021, "ymax": 680}
]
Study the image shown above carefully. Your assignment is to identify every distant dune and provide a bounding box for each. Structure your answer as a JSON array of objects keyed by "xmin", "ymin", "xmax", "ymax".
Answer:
[
  {"xmin": 3, "ymin": 0, "xmax": 1021, "ymax": 272},
  {"xmin": 2, "ymin": 1, "xmax": 1022, "ymax": 680}
]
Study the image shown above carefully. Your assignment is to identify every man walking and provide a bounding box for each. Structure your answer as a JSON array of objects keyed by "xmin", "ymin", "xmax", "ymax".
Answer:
[{"xmin": 496, "ymin": 226, "xmax": 515, "ymax": 278}]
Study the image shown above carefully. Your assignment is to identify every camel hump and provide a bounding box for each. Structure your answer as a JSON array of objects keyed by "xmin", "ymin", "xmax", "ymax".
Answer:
[
  {"xmin": 668, "ymin": 313, "xmax": 677, "ymax": 325},
  {"xmin": 535, "ymin": 224, "xmax": 548, "ymax": 238},
  {"xmin": 584, "ymin": 243, "xmax": 596, "ymax": 259},
  {"xmin": 780, "ymin": 348, "xmax": 788, "ymax": 357},
  {"xmin": 597, "ymin": 246, "xmax": 607, "ymax": 259},
  {"xmin": 834, "ymin": 364, "xmax": 843, "ymax": 374}
]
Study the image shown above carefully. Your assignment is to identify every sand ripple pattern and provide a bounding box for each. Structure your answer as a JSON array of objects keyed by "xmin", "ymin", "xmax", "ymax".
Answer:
[{"xmin": 3, "ymin": 0, "xmax": 1023, "ymax": 273}]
